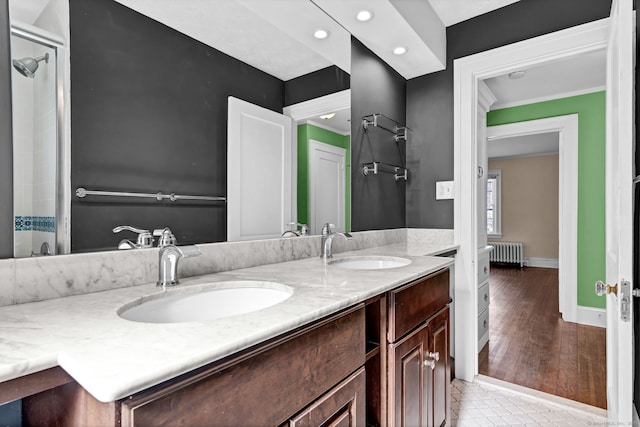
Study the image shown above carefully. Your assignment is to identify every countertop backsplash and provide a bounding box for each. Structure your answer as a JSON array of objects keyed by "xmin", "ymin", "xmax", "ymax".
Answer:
[{"xmin": 0, "ymin": 228, "xmax": 453, "ymax": 307}]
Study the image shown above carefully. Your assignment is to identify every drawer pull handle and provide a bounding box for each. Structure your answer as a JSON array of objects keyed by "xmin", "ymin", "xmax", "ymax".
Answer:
[
  {"xmin": 423, "ymin": 359, "xmax": 436, "ymax": 370},
  {"xmin": 427, "ymin": 351, "xmax": 440, "ymax": 361},
  {"xmin": 484, "ymin": 293, "xmax": 489, "ymax": 302}
]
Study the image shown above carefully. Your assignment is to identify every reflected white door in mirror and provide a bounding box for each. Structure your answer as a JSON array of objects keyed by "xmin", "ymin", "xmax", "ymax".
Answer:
[{"xmin": 227, "ymin": 97, "xmax": 293, "ymax": 241}]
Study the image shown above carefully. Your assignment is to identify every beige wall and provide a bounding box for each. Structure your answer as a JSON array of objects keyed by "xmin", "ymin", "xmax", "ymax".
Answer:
[{"xmin": 488, "ymin": 154, "xmax": 559, "ymax": 260}]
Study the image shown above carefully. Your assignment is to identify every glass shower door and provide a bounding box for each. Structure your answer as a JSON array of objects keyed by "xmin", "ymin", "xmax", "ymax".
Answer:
[{"xmin": 10, "ymin": 33, "xmax": 58, "ymax": 257}]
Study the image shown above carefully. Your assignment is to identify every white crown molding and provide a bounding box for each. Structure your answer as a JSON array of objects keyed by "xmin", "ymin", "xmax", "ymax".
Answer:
[
  {"xmin": 283, "ymin": 89, "xmax": 350, "ymax": 122},
  {"xmin": 491, "ymin": 86, "xmax": 606, "ymax": 110},
  {"xmin": 304, "ymin": 119, "xmax": 350, "ymax": 136}
]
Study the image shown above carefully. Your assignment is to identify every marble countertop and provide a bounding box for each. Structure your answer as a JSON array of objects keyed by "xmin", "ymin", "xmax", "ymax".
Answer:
[{"xmin": 0, "ymin": 243, "xmax": 455, "ymax": 402}]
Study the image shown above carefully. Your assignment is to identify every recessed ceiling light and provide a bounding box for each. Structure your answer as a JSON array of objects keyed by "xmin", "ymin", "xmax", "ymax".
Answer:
[
  {"xmin": 313, "ymin": 29, "xmax": 329, "ymax": 40},
  {"xmin": 356, "ymin": 10, "xmax": 374, "ymax": 22},
  {"xmin": 508, "ymin": 70, "xmax": 527, "ymax": 79},
  {"xmin": 393, "ymin": 46, "xmax": 407, "ymax": 55},
  {"xmin": 320, "ymin": 113, "xmax": 336, "ymax": 120}
]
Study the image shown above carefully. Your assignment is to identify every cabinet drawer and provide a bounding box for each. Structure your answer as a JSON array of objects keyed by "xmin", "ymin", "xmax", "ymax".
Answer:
[
  {"xmin": 478, "ymin": 308, "xmax": 489, "ymax": 349},
  {"xmin": 478, "ymin": 281, "xmax": 490, "ymax": 314},
  {"xmin": 478, "ymin": 253, "xmax": 490, "ymax": 284},
  {"xmin": 121, "ymin": 306, "xmax": 366, "ymax": 427},
  {"xmin": 288, "ymin": 367, "xmax": 366, "ymax": 427},
  {"xmin": 388, "ymin": 269, "xmax": 449, "ymax": 342}
]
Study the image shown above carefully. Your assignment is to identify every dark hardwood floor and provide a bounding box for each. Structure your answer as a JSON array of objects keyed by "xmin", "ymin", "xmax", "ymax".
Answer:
[{"xmin": 478, "ymin": 266, "xmax": 607, "ymax": 409}]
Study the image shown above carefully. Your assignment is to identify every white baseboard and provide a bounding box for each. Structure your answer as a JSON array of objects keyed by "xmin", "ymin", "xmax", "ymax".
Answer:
[
  {"xmin": 575, "ymin": 306, "xmax": 606, "ymax": 328},
  {"xmin": 525, "ymin": 257, "xmax": 559, "ymax": 268}
]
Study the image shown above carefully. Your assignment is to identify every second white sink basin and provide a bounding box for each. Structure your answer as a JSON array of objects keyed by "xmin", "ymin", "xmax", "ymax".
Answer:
[
  {"xmin": 119, "ymin": 281, "xmax": 293, "ymax": 324},
  {"xmin": 329, "ymin": 256, "xmax": 412, "ymax": 270}
]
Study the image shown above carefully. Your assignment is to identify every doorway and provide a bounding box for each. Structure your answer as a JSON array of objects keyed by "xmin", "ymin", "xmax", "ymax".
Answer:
[{"xmin": 453, "ymin": 16, "xmax": 610, "ymax": 392}]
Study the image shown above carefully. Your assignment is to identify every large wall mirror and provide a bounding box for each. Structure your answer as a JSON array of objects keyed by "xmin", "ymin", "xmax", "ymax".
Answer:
[{"xmin": 5, "ymin": 0, "xmax": 352, "ymax": 258}]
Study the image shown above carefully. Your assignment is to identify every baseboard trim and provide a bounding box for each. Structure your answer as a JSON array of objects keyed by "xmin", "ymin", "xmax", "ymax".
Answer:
[
  {"xmin": 525, "ymin": 257, "xmax": 559, "ymax": 268},
  {"xmin": 575, "ymin": 306, "xmax": 606, "ymax": 328}
]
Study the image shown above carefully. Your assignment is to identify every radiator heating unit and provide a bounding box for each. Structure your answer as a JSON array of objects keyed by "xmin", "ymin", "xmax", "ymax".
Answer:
[{"xmin": 489, "ymin": 242, "xmax": 524, "ymax": 267}]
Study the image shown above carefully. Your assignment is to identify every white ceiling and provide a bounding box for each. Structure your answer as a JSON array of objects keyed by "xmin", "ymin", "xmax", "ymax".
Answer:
[
  {"xmin": 484, "ymin": 48, "xmax": 607, "ymax": 110},
  {"xmin": 429, "ymin": 0, "xmax": 522, "ymax": 26},
  {"xmin": 488, "ymin": 132, "xmax": 559, "ymax": 159},
  {"xmin": 12, "ymin": 0, "xmax": 527, "ymax": 81},
  {"xmin": 10, "ymin": 0, "xmax": 606, "ymax": 143}
]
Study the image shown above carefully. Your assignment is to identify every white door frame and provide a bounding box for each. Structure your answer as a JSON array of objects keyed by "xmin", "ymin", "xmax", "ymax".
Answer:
[
  {"xmin": 308, "ymin": 140, "xmax": 346, "ymax": 234},
  {"xmin": 486, "ymin": 115, "xmax": 579, "ymax": 323},
  {"xmin": 453, "ymin": 18, "xmax": 610, "ymax": 381}
]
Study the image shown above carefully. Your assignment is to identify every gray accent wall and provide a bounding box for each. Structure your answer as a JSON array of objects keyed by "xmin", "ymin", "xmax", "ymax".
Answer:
[
  {"xmin": 284, "ymin": 66, "xmax": 350, "ymax": 106},
  {"xmin": 69, "ymin": 0, "xmax": 284, "ymax": 252},
  {"xmin": 350, "ymin": 38, "xmax": 407, "ymax": 231},
  {"xmin": 0, "ymin": 0, "xmax": 12, "ymax": 258},
  {"xmin": 406, "ymin": 0, "xmax": 613, "ymax": 229}
]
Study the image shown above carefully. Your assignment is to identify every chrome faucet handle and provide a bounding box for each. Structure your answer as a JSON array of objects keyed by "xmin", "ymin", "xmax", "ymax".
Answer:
[
  {"xmin": 113, "ymin": 225, "xmax": 153, "ymax": 248},
  {"xmin": 153, "ymin": 227, "xmax": 177, "ymax": 247},
  {"xmin": 321, "ymin": 223, "xmax": 335, "ymax": 235},
  {"xmin": 287, "ymin": 222, "xmax": 309, "ymax": 236}
]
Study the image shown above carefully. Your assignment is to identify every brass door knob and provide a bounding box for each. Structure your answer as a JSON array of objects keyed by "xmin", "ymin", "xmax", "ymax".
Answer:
[{"xmin": 595, "ymin": 280, "xmax": 617, "ymax": 296}]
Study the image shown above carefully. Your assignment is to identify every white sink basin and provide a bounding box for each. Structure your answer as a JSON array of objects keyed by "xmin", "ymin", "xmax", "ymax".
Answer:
[
  {"xmin": 119, "ymin": 281, "xmax": 293, "ymax": 323},
  {"xmin": 329, "ymin": 256, "xmax": 412, "ymax": 270}
]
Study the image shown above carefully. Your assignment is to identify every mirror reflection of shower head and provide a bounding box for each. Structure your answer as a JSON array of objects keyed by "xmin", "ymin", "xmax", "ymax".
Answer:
[{"xmin": 12, "ymin": 53, "xmax": 49, "ymax": 78}]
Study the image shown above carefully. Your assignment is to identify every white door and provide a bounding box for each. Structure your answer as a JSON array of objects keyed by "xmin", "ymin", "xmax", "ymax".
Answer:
[
  {"xmin": 604, "ymin": 0, "xmax": 634, "ymax": 423},
  {"xmin": 227, "ymin": 97, "xmax": 293, "ymax": 241},
  {"xmin": 309, "ymin": 140, "xmax": 346, "ymax": 234}
]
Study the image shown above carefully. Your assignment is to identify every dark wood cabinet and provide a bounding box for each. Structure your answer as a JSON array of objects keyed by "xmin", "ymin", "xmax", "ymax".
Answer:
[
  {"xmin": 387, "ymin": 307, "xmax": 450, "ymax": 427},
  {"xmin": 287, "ymin": 367, "xmax": 366, "ymax": 427},
  {"xmin": 426, "ymin": 307, "xmax": 450, "ymax": 427},
  {"xmin": 18, "ymin": 267, "xmax": 451, "ymax": 427},
  {"xmin": 389, "ymin": 322, "xmax": 430, "ymax": 426},
  {"xmin": 23, "ymin": 305, "xmax": 366, "ymax": 427},
  {"xmin": 365, "ymin": 268, "xmax": 451, "ymax": 427}
]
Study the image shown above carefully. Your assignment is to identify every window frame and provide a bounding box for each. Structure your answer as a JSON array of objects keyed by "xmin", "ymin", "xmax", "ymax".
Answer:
[{"xmin": 486, "ymin": 169, "xmax": 502, "ymax": 238}]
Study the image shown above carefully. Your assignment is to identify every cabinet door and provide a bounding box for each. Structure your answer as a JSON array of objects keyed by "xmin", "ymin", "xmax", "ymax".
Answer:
[
  {"xmin": 289, "ymin": 368, "xmax": 366, "ymax": 427},
  {"xmin": 388, "ymin": 324, "xmax": 429, "ymax": 427},
  {"xmin": 426, "ymin": 307, "xmax": 450, "ymax": 427}
]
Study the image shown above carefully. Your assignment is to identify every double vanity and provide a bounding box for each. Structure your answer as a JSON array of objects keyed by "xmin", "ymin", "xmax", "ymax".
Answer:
[{"xmin": 0, "ymin": 229, "xmax": 456, "ymax": 426}]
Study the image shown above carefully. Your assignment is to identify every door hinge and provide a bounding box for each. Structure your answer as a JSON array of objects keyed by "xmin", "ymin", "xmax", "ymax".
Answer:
[{"xmin": 620, "ymin": 279, "xmax": 632, "ymax": 322}]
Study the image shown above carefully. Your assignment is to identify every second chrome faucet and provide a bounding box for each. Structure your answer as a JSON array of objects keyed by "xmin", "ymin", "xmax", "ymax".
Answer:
[{"xmin": 320, "ymin": 223, "xmax": 352, "ymax": 259}]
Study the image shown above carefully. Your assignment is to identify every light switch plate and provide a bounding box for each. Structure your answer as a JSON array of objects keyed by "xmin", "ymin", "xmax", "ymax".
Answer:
[{"xmin": 436, "ymin": 181, "xmax": 454, "ymax": 200}]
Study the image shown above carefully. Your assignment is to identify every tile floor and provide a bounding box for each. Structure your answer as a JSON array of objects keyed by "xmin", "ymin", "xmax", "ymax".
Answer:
[{"xmin": 451, "ymin": 376, "xmax": 608, "ymax": 426}]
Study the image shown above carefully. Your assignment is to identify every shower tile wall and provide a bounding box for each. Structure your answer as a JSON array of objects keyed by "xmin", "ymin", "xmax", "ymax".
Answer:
[{"xmin": 11, "ymin": 36, "xmax": 57, "ymax": 257}]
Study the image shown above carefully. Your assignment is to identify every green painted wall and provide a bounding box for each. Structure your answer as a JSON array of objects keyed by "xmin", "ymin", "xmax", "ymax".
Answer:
[
  {"xmin": 297, "ymin": 124, "xmax": 351, "ymax": 232},
  {"xmin": 487, "ymin": 91, "xmax": 606, "ymax": 309}
]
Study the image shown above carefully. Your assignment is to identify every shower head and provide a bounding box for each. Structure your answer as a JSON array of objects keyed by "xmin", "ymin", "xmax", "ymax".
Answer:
[{"xmin": 12, "ymin": 53, "xmax": 49, "ymax": 78}]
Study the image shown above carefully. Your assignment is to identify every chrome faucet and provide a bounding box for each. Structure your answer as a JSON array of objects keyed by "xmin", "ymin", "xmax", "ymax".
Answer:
[
  {"xmin": 320, "ymin": 223, "xmax": 352, "ymax": 258},
  {"xmin": 153, "ymin": 227, "xmax": 177, "ymax": 247},
  {"xmin": 282, "ymin": 222, "xmax": 309, "ymax": 237},
  {"xmin": 157, "ymin": 244, "xmax": 201, "ymax": 287},
  {"xmin": 113, "ymin": 225, "xmax": 154, "ymax": 249}
]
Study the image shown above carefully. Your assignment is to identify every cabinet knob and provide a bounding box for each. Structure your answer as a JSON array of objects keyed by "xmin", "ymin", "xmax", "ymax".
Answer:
[
  {"xmin": 427, "ymin": 351, "xmax": 440, "ymax": 362},
  {"xmin": 423, "ymin": 359, "xmax": 436, "ymax": 370}
]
